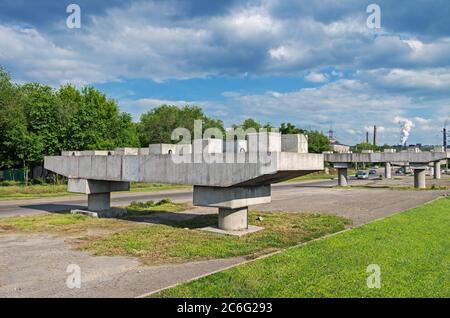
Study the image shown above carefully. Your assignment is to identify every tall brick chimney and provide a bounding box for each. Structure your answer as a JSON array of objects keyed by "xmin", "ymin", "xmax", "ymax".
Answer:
[{"xmin": 373, "ymin": 125, "xmax": 378, "ymax": 146}]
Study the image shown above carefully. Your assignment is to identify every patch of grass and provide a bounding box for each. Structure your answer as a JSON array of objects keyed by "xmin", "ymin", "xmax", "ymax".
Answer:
[
  {"xmin": 285, "ymin": 172, "xmax": 336, "ymax": 182},
  {"xmin": 0, "ymin": 212, "xmax": 134, "ymax": 236},
  {"xmin": 393, "ymin": 184, "xmax": 450, "ymax": 191},
  {"xmin": 0, "ymin": 200, "xmax": 188, "ymax": 236},
  {"xmin": 128, "ymin": 182, "xmax": 191, "ymax": 193},
  {"xmin": 155, "ymin": 198, "xmax": 450, "ymax": 298},
  {"xmin": 0, "ymin": 182, "xmax": 191, "ymax": 201},
  {"xmin": 0, "ymin": 205, "xmax": 350, "ymax": 265},
  {"xmin": 0, "ymin": 184, "xmax": 76, "ymax": 200},
  {"xmin": 78, "ymin": 211, "xmax": 350, "ymax": 265}
]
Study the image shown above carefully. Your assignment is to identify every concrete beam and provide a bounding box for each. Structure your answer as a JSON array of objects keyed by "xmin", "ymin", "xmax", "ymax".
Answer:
[
  {"xmin": 193, "ymin": 185, "xmax": 271, "ymax": 209},
  {"xmin": 68, "ymin": 178, "xmax": 130, "ymax": 194},
  {"xmin": 281, "ymin": 134, "xmax": 308, "ymax": 153}
]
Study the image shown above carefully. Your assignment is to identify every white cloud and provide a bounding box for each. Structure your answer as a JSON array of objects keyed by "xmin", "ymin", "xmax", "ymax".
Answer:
[
  {"xmin": 305, "ymin": 72, "xmax": 328, "ymax": 83},
  {"xmin": 2, "ymin": 1, "xmax": 450, "ymax": 85}
]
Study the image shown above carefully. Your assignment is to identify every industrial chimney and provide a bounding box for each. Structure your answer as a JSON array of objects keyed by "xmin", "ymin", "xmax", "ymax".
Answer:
[
  {"xmin": 373, "ymin": 125, "xmax": 378, "ymax": 146},
  {"xmin": 444, "ymin": 128, "xmax": 447, "ymax": 149}
]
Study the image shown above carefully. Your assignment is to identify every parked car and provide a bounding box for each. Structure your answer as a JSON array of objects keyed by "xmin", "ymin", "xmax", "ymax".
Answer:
[
  {"xmin": 369, "ymin": 169, "xmax": 377, "ymax": 175},
  {"xmin": 395, "ymin": 168, "xmax": 405, "ymax": 175},
  {"xmin": 355, "ymin": 171, "xmax": 369, "ymax": 179}
]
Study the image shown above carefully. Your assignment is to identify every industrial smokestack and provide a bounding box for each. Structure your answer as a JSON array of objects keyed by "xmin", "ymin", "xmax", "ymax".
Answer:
[
  {"xmin": 444, "ymin": 128, "xmax": 447, "ymax": 149},
  {"xmin": 373, "ymin": 125, "xmax": 377, "ymax": 146}
]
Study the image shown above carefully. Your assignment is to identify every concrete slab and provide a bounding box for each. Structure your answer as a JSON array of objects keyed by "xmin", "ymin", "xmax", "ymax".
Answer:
[
  {"xmin": 71, "ymin": 208, "xmax": 127, "ymax": 218},
  {"xmin": 199, "ymin": 225, "xmax": 264, "ymax": 237}
]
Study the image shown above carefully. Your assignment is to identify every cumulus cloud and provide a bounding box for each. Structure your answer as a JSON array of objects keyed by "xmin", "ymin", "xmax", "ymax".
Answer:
[
  {"xmin": 0, "ymin": 0, "xmax": 449, "ymax": 145},
  {"xmin": 1, "ymin": 0, "xmax": 450, "ymax": 84},
  {"xmin": 305, "ymin": 72, "xmax": 328, "ymax": 83}
]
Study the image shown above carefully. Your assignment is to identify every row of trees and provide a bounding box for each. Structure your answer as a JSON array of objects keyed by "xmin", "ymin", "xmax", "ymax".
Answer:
[{"xmin": 0, "ymin": 68, "xmax": 330, "ymax": 171}]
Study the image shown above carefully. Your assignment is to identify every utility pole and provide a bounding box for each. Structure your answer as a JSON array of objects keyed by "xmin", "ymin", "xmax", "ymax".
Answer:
[{"xmin": 444, "ymin": 122, "xmax": 448, "ymax": 171}]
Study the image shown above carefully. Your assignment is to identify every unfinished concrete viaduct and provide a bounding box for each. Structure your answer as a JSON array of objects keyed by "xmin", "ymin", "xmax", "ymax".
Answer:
[
  {"xmin": 45, "ymin": 133, "xmax": 323, "ymax": 234},
  {"xmin": 324, "ymin": 150, "xmax": 449, "ymax": 188}
]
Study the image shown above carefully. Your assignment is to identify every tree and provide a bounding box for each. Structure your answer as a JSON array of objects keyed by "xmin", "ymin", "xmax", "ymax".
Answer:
[
  {"xmin": 137, "ymin": 105, "xmax": 224, "ymax": 145},
  {"xmin": 0, "ymin": 67, "xmax": 139, "ymax": 171},
  {"xmin": 232, "ymin": 118, "xmax": 276, "ymax": 132},
  {"xmin": 279, "ymin": 122, "xmax": 306, "ymax": 135},
  {"xmin": 307, "ymin": 130, "xmax": 330, "ymax": 153},
  {"xmin": 351, "ymin": 142, "xmax": 382, "ymax": 153}
]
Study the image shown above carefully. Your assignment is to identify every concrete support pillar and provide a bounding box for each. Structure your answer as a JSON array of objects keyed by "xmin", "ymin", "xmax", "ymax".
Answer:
[
  {"xmin": 88, "ymin": 193, "xmax": 111, "ymax": 211},
  {"xmin": 384, "ymin": 162, "xmax": 392, "ymax": 179},
  {"xmin": 414, "ymin": 169, "xmax": 426, "ymax": 189},
  {"xmin": 338, "ymin": 168, "xmax": 348, "ymax": 186},
  {"xmin": 434, "ymin": 161, "xmax": 441, "ymax": 179},
  {"xmin": 193, "ymin": 185, "xmax": 271, "ymax": 232},
  {"xmin": 218, "ymin": 207, "xmax": 248, "ymax": 231}
]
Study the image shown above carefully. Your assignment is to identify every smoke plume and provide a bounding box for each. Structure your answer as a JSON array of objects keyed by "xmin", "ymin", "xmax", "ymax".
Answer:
[{"xmin": 394, "ymin": 116, "xmax": 414, "ymax": 146}]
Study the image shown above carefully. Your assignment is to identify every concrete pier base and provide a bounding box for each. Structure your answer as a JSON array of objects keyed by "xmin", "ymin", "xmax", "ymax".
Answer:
[
  {"xmin": 218, "ymin": 207, "xmax": 248, "ymax": 231},
  {"xmin": 88, "ymin": 193, "xmax": 111, "ymax": 212},
  {"xmin": 434, "ymin": 161, "xmax": 441, "ymax": 179},
  {"xmin": 338, "ymin": 168, "xmax": 348, "ymax": 186},
  {"xmin": 414, "ymin": 169, "xmax": 426, "ymax": 189},
  {"xmin": 384, "ymin": 162, "xmax": 392, "ymax": 179},
  {"xmin": 67, "ymin": 178, "xmax": 130, "ymax": 217},
  {"xmin": 193, "ymin": 185, "xmax": 270, "ymax": 234},
  {"xmin": 333, "ymin": 163, "xmax": 350, "ymax": 187}
]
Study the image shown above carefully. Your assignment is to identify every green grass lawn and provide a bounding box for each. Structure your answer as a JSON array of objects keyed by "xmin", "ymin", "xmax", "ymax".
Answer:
[
  {"xmin": 0, "ymin": 182, "xmax": 191, "ymax": 200},
  {"xmin": 155, "ymin": 197, "xmax": 450, "ymax": 298}
]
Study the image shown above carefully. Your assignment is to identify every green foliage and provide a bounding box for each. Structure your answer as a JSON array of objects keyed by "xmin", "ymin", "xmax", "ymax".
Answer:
[
  {"xmin": 279, "ymin": 122, "xmax": 306, "ymax": 134},
  {"xmin": 306, "ymin": 130, "xmax": 330, "ymax": 153},
  {"xmin": 232, "ymin": 118, "xmax": 275, "ymax": 132},
  {"xmin": 0, "ymin": 68, "xmax": 138, "ymax": 169},
  {"xmin": 351, "ymin": 142, "xmax": 382, "ymax": 153},
  {"xmin": 137, "ymin": 105, "xmax": 224, "ymax": 145}
]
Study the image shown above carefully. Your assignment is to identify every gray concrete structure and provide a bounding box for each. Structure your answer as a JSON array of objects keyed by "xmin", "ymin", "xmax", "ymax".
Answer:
[
  {"xmin": 45, "ymin": 133, "xmax": 323, "ymax": 233},
  {"xmin": 434, "ymin": 161, "xmax": 441, "ymax": 179},
  {"xmin": 385, "ymin": 162, "xmax": 392, "ymax": 179},
  {"xmin": 332, "ymin": 163, "xmax": 349, "ymax": 186},
  {"xmin": 411, "ymin": 164, "xmax": 427, "ymax": 189},
  {"xmin": 324, "ymin": 151, "xmax": 449, "ymax": 188}
]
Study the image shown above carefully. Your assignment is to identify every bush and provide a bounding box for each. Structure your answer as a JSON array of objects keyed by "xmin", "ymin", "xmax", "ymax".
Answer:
[
  {"xmin": 129, "ymin": 199, "xmax": 173, "ymax": 209},
  {"xmin": 31, "ymin": 177, "xmax": 47, "ymax": 185},
  {"xmin": 156, "ymin": 198, "xmax": 172, "ymax": 205},
  {"xmin": 0, "ymin": 180, "xmax": 23, "ymax": 187}
]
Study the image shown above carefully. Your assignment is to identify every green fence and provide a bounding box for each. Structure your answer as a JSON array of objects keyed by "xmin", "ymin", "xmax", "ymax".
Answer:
[{"xmin": 0, "ymin": 169, "xmax": 26, "ymax": 182}]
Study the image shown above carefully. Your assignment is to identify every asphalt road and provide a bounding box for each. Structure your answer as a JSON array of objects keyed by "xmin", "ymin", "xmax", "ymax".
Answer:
[{"xmin": 0, "ymin": 179, "xmax": 342, "ymax": 218}]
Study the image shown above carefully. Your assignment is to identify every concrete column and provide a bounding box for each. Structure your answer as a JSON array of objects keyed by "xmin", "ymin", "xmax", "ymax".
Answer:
[
  {"xmin": 338, "ymin": 168, "xmax": 348, "ymax": 186},
  {"xmin": 434, "ymin": 161, "xmax": 441, "ymax": 179},
  {"xmin": 413, "ymin": 169, "xmax": 426, "ymax": 189},
  {"xmin": 384, "ymin": 162, "xmax": 392, "ymax": 179},
  {"xmin": 88, "ymin": 193, "xmax": 111, "ymax": 211},
  {"xmin": 218, "ymin": 207, "xmax": 248, "ymax": 231}
]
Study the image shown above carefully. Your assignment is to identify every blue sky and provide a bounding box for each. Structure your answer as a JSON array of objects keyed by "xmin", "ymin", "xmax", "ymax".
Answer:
[{"xmin": 0, "ymin": 0, "xmax": 449, "ymax": 145}]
